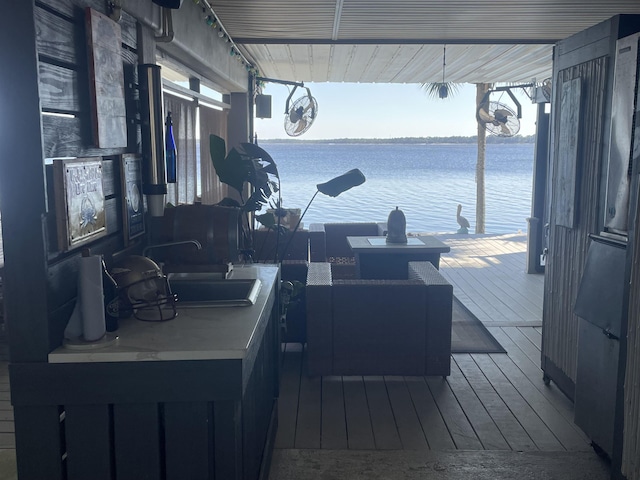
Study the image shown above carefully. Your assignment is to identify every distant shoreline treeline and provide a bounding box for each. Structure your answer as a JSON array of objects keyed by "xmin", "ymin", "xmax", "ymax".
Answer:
[{"xmin": 258, "ymin": 135, "xmax": 534, "ymax": 145}]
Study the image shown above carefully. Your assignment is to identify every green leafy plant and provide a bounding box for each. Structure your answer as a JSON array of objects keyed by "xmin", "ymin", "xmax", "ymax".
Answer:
[{"xmin": 210, "ymin": 134, "xmax": 281, "ymax": 260}]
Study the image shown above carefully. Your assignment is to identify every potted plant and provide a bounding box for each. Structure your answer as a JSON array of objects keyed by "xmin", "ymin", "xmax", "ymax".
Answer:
[
  {"xmin": 210, "ymin": 135, "xmax": 306, "ymax": 341},
  {"xmin": 266, "ymin": 200, "xmax": 302, "ymax": 231},
  {"xmin": 209, "ymin": 134, "xmax": 283, "ymax": 261}
]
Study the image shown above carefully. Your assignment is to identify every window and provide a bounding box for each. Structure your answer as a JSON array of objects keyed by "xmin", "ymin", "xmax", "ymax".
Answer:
[{"xmin": 160, "ymin": 64, "xmax": 229, "ymax": 206}]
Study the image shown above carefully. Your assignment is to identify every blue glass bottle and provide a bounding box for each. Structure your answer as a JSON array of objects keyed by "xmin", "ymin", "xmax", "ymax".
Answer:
[{"xmin": 165, "ymin": 111, "xmax": 177, "ymax": 183}]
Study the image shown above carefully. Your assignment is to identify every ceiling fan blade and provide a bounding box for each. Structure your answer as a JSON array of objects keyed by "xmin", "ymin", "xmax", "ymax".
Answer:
[
  {"xmin": 477, "ymin": 107, "xmax": 495, "ymax": 124},
  {"xmin": 294, "ymin": 118, "xmax": 308, "ymax": 134},
  {"xmin": 500, "ymin": 123, "xmax": 512, "ymax": 135}
]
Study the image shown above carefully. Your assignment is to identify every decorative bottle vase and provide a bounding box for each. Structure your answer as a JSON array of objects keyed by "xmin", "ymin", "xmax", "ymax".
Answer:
[{"xmin": 386, "ymin": 206, "xmax": 407, "ymax": 244}]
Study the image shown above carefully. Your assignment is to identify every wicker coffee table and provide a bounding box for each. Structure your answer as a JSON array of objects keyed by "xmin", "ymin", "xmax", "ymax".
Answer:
[{"xmin": 346, "ymin": 236, "xmax": 450, "ymax": 279}]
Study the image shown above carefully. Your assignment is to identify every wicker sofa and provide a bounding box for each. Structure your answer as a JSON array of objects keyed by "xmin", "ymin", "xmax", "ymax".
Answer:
[
  {"xmin": 309, "ymin": 222, "xmax": 387, "ymax": 278},
  {"xmin": 306, "ymin": 261, "xmax": 452, "ymax": 376},
  {"xmin": 253, "ymin": 228, "xmax": 310, "ymax": 263}
]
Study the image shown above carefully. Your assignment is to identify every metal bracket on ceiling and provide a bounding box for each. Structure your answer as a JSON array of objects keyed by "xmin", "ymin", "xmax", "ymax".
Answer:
[
  {"xmin": 256, "ymin": 77, "xmax": 305, "ymax": 88},
  {"xmin": 256, "ymin": 77, "xmax": 310, "ymax": 115},
  {"xmin": 479, "ymin": 83, "xmax": 534, "ymax": 119}
]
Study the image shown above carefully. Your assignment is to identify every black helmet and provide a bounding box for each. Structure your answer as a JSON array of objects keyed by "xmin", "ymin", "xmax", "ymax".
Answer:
[{"xmin": 107, "ymin": 255, "xmax": 176, "ymax": 321}]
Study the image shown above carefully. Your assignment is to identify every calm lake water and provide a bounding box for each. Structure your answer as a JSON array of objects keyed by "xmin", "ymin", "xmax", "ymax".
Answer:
[{"xmin": 259, "ymin": 142, "xmax": 534, "ymax": 234}]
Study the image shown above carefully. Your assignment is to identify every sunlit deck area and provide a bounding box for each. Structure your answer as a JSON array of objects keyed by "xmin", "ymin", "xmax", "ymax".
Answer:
[
  {"xmin": 270, "ymin": 233, "xmax": 608, "ymax": 479},
  {"xmin": 434, "ymin": 232, "xmax": 544, "ymax": 327}
]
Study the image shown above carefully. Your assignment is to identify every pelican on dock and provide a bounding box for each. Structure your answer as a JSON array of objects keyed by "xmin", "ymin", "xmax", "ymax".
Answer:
[{"xmin": 457, "ymin": 204, "xmax": 470, "ymax": 234}]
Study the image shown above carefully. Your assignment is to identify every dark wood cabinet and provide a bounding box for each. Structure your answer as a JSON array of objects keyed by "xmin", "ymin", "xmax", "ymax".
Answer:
[{"xmin": 10, "ymin": 266, "xmax": 280, "ymax": 480}]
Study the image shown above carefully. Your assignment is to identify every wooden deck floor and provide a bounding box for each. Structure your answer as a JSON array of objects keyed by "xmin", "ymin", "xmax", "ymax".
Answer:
[{"xmin": 275, "ymin": 233, "xmax": 591, "ymax": 453}]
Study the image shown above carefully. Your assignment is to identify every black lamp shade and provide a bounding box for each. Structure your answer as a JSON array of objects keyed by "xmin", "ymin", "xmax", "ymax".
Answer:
[{"xmin": 316, "ymin": 169, "xmax": 366, "ymax": 197}]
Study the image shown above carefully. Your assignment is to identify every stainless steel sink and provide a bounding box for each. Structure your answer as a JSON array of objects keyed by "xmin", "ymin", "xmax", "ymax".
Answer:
[{"xmin": 168, "ymin": 273, "xmax": 262, "ymax": 307}]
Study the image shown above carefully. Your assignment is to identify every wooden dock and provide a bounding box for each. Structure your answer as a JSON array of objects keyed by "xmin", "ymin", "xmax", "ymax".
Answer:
[
  {"xmin": 434, "ymin": 232, "xmax": 543, "ymax": 327},
  {"xmin": 275, "ymin": 233, "xmax": 590, "ymax": 453}
]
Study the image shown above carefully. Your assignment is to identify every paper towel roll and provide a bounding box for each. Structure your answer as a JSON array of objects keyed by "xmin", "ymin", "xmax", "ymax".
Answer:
[{"xmin": 80, "ymin": 255, "xmax": 106, "ymax": 341}]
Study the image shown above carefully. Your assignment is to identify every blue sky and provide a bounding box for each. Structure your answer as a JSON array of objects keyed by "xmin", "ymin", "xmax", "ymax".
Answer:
[{"xmin": 254, "ymin": 82, "xmax": 538, "ymax": 140}]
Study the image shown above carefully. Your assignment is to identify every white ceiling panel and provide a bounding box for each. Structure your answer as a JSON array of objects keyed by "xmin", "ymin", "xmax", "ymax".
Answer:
[{"xmin": 211, "ymin": 0, "xmax": 640, "ymax": 84}]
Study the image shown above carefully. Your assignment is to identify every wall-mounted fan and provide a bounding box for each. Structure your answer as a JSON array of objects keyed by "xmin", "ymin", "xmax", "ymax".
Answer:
[
  {"xmin": 284, "ymin": 86, "xmax": 318, "ymax": 137},
  {"xmin": 477, "ymin": 101, "xmax": 521, "ymax": 137}
]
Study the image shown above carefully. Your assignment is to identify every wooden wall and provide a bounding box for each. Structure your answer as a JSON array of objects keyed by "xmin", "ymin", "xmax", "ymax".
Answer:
[
  {"xmin": 35, "ymin": 0, "xmax": 144, "ymax": 358},
  {"xmin": 542, "ymin": 16, "xmax": 640, "ymax": 479},
  {"xmin": 3, "ymin": 0, "xmax": 249, "ymax": 362},
  {"xmin": 621, "ymin": 34, "xmax": 640, "ymax": 480},
  {"xmin": 0, "ymin": 0, "xmax": 144, "ymax": 363},
  {"xmin": 541, "ymin": 53, "xmax": 610, "ymax": 395},
  {"xmin": 623, "ymin": 185, "xmax": 640, "ymax": 479}
]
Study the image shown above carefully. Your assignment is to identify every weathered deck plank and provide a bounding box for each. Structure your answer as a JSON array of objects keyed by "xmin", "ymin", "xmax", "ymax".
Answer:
[
  {"xmin": 343, "ymin": 376, "xmax": 376, "ymax": 450},
  {"xmin": 404, "ymin": 377, "xmax": 456, "ymax": 450},
  {"xmin": 446, "ymin": 360, "xmax": 510, "ymax": 450},
  {"xmin": 384, "ymin": 377, "xmax": 429, "ymax": 450},
  {"xmin": 519, "ymin": 326, "xmax": 542, "ymax": 350},
  {"xmin": 275, "ymin": 343, "xmax": 303, "ymax": 449},
  {"xmin": 294, "ymin": 351, "xmax": 322, "ymax": 449},
  {"xmin": 485, "ymin": 352, "xmax": 590, "ymax": 451},
  {"xmin": 364, "ymin": 377, "xmax": 403, "ymax": 450},
  {"xmin": 435, "ymin": 233, "xmax": 544, "ymax": 327},
  {"xmin": 425, "ymin": 376, "xmax": 484, "ymax": 450},
  {"xmin": 453, "ymin": 354, "xmax": 536, "ymax": 451},
  {"xmin": 471, "ymin": 354, "xmax": 564, "ymax": 451},
  {"xmin": 501, "ymin": 326, "xmax": 545, "ymax": 367},
  {"xmin": 486, "ymin": 327, "xmax": 577, "ymax": 425},
  {"xmin": 321, "ymin": 376, "xmax": 348, "ymax": 449}
]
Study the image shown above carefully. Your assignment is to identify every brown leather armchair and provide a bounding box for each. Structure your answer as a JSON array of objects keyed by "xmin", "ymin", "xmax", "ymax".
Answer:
[{"xmin": 306, "ymin": 261, "xmax": 452, "ymax": 377}]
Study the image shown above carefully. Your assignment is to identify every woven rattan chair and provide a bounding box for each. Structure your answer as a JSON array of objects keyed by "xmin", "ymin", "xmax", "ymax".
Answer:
[
  {"xmin": 308, "ymin": 222, "xmax": 386, "ymax": 278},
  {"xmin": 306, "ymin": 261, "xmax": 452, "ymax": 376}
]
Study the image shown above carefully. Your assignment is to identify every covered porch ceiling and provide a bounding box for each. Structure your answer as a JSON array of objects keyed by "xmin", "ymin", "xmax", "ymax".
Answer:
[{"xmin": 209, "ymin": 0, "xmax": 640, "ymax": 84}]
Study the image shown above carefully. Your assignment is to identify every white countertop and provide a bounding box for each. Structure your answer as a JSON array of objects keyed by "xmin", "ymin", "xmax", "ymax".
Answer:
[{"xmin": 48, "ymin": 264, "xmax": 279, "ymax": 364}]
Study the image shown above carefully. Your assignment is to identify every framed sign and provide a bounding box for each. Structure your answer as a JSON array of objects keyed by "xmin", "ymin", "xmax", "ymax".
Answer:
[
  {"xmin": 85, "ymin": 7, "xmax": 127, "ymax": 148},
  {"xmin": 121, "ymin": 154, "xmax": 145, "ymax": 242},
  {"xmin": 555, "ymin": 77, "xmax": 582, "ymax": 228},
  {"xmin": 54, "ymin": 158, "xmax": 107, "ymax": 251}
]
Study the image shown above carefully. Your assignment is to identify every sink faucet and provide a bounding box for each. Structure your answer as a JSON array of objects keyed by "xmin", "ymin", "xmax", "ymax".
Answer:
[{"xmin": 143, "ymin": 239, "xmax": 203, "ymax": 258}]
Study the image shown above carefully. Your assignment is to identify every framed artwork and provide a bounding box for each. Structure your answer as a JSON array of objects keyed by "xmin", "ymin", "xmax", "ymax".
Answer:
[
  {"xmin": 54, "ymin": 158, "xmax": 107, "ymax": 251},
  {"xmin": 85, "ymin": 7, "xmax": 127, "ymax": 148},
  {"xmin": 121, "ymin": 154, "xmax": 145, "ymax": 242},
  {"xmin": 555, "ymin": 77, "xmax": 582, "ymax": 228}
]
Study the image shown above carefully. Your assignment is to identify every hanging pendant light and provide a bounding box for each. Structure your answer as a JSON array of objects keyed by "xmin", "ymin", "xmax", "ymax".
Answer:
[{"xmin": 439, "ymin": 45, "xmax": 448, "ymax": 99}]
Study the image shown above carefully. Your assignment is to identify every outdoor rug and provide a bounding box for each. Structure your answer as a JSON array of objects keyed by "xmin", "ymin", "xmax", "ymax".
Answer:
[{"xmin": 451, "ymin": 296, "xmax": 506, "ymax": 354}]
